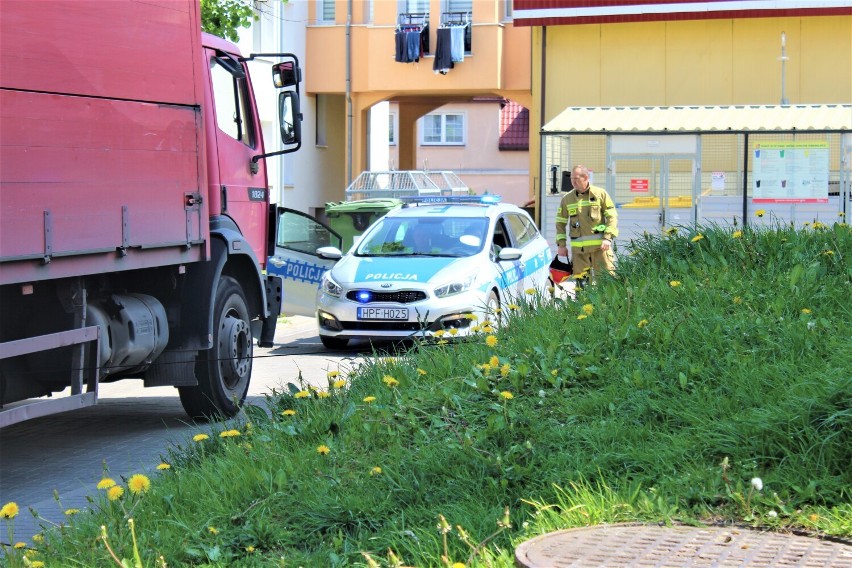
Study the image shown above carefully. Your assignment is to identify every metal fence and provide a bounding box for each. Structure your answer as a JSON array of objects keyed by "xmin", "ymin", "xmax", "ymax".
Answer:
[{"xmin": 540, "ymin": 132, "xmax": 850, "ymax": 248}]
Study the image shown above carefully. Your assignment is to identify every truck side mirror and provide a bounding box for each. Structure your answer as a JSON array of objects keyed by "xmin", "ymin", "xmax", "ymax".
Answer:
[
  {"xmin": 272, "ymin": 61, "xmax": 300, "ymax": 89},
  {"xmin": 279, "ymin": 91, "xmax": 301, "ymax": 145}
]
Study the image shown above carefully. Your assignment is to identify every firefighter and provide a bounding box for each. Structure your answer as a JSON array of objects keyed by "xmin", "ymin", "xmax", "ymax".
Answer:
[{"xmin": 555, "ymin": 165, "xmax": 618, "ymax": 283}]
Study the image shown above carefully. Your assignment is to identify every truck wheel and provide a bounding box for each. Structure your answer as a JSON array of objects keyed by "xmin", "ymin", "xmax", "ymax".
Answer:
[
  {"xmin": 320, "ymin": 335, "xmax": 349, "ymax": 350},
  {"xmin": 180, "ymin": 276, "xmax": 252, "ymax": 420}
]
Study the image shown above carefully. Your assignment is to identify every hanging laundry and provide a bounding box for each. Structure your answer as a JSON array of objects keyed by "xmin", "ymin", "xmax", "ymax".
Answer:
[
  {"xmin": 433, "ymin": 27, "xmax": 454, "ymax": 74},
  {"xmin": 450, "ymin": 25, "xmax": 465, "ymax": 62}
]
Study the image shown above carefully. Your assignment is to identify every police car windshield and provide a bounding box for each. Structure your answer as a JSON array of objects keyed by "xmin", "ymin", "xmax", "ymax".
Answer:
[{"xmin": 355, "ymin": 216, "xmax": 488, "ymax": 258}]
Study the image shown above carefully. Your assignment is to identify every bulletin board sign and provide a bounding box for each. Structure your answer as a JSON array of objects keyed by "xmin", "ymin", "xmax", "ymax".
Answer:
[{"xmin": 752, "ymin": 141, "xmax": 829, "ymax": 203}]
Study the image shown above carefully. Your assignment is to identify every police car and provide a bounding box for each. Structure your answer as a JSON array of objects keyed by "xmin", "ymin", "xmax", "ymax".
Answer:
[{"xmin": 269, "ymin": 196, "xmax": 552, "ymax": 349}]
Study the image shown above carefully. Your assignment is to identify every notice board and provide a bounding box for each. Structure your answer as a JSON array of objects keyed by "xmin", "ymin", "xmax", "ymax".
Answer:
[{"xmin": 752, "ymin": 142, "xmax": 829, "ymax": 203}]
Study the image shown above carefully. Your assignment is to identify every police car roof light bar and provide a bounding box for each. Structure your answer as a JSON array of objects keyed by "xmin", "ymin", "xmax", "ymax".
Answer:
[{"xmin": 400, "ymin": 195, "xmax": 501, "ymax": 206}]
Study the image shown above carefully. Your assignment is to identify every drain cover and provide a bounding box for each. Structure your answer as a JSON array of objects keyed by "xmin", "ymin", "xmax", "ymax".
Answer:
[{"xmin": 515, "ymin": 524, "xmax": 852, "ymax": 567}]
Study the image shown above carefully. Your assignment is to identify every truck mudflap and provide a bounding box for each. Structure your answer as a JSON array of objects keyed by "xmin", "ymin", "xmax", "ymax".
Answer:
[{"xmin": 257, "ymin": 274, "xmax": 282, "ymax": 347}]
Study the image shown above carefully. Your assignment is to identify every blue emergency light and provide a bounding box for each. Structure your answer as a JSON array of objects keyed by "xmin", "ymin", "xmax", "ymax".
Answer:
[{"xmin": 356, "ymin": 290, "xmax": 372, "ymax": 303}]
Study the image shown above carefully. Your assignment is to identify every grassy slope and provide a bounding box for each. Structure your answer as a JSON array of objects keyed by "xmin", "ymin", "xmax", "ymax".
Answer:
[{"xmin": 5, "ymin": 222, "xmax": 850, "ymax": 567}]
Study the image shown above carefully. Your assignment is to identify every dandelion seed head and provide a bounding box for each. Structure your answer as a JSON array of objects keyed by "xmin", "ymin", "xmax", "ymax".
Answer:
[{"xmin": 751, "ymin": 477, "xmax": 763, "ymax": 491}]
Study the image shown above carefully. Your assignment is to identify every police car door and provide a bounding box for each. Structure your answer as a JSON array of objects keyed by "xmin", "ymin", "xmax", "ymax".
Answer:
[
  {"xmin": 269, "ymin": 208, "xmax": 341, "ymax": 317},
  {"xmin": 504, "ymin": 212, "xmax": 550, "ymax": 292},
  {"xmin": 492, "ymin": 217, "xmax": 525, "ymax": 299}
]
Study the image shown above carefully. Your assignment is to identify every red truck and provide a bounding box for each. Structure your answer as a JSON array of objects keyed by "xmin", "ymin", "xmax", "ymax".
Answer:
[{"xmin": 0, "ymin": 0, "xmax": 303, "ymax": 426}]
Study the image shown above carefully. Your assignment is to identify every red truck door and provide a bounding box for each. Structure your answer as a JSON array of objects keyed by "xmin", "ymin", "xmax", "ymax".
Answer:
[{"xmin": 204, "ymin": 46, "xmax": 269, "ymax": 264}]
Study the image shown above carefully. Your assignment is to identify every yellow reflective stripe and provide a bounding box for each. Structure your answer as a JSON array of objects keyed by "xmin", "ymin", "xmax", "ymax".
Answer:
[
  {"xmin": 571, "ymin": 236, "xmax": 604, "ymax": 247},
  {"xmin": 555, "ymin": 233, "xmax": 567, "ymax": 241},
  {"xmin": 555, "ymin": 215, "xmax": 569, "ymax": 223}
]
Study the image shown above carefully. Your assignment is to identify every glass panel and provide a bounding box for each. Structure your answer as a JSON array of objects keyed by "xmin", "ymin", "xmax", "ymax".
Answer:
[
  {"xmin": 422, "ymin": 115, "xmax": 442, "ymax": 143},
  {"xmin": 277, "ymin": 211, "xmax": 336, "ymax": 254},
  {"xmin": 445, "ymin": 114, "xmax": 464, "ymax": 143},
  {"xmin": 210, "ymin": 59, "xmax": 254, "ymax": 147}
]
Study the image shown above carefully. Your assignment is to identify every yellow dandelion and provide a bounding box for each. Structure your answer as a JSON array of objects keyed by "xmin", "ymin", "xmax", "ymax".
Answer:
[
  {"xmin": 801, "ymin": 308, "xmax": 812, "ymax": 314},
  {"xmin": 485, "ymin": 335, "xmax": 498, "ymax": 348},
  {"xmin": 665, "ymin": 227, "xmax": 678, "ymax": 236},
  {"xmin": 500, "ymin": 363, "xmax": 511, "ymax": 377},
  {"xmin": 32, "ymin": 534, "xmax": 44, "ymax": 544},
  {"xmin": 803, "ymin": 221, "xmax": 811, "ymax": 227},
  {"xmin": 734, "ymin": 296, "xmax": 743, "ymax": 304},
  {"xmin": 481, "ymin": 325, "xmax": 494, "ymax": 334},
  {"xmin": 500, "ymin": 391, "xmax": 514, "ymax": 400},
  {"xmin": 453, "ymin": 563, "xmax": 466, "ymax": 568},
  {"xmin": 691, "ymin": 234, "xmax": 704, "ymax": 242},
  {"xmin": 31, "ymin": 562, "xmax": 45, "ymax": 568},
  {"xmin": 470, "ymin": 324, "xmax": 481, "ymax": 333},
  {"xmin": 383, "ymin": 375, "xmax": 399, "ymax": 388},
  {"xmin": 480, "ymin": 363, "xmax": 492, "ymax": 374},
  {"xmin": 64, "ymin": 508, "xmax": 80, "ymax": 516},
  {"xmin": 14, "ymin": 542, "xmax": 26, "ymax": 549},
  {"xmin": 192, "ymin": 433, "xmax": 209, "ymax": 442},
  {"xmin": 755, "ymin": 209, "xmax": 766, "ymax": 217},
  {"xmin": 417, "ymin": 368, "xmax": 427, "ymax": 376},
  {"xmin": 525, "ymin": 288, "xmax": 536, "ymax": 295},
  {"xmin": 317, "ymin": 444, "xmax": 330, "ymax": 455},
  {"xmin": 577, "ymin": 314, "xmax": 588, "ymax": 320},
  {"xmin": 437, "ymin": 339, "xmax": 448, "ymax": 345},
  {"xmin": 637, "ymin": 319, "xmax": 649, "ymax": 328},
  {"xmin": 839, "ymin": 212, "xmax": 846, "ymax": 218},
  {"xmin": 246, "ymin": 546, "xmax": 256, "ymax": 553},
  {"xmin": 448, "ymin": 327, "xmax": 459, "ymax": 336},
  {"xmin": 97, "ymin": 478, "xmax": 117, "ymax": 490},
  {"xmin": 281, "ymin": 409, "xmax": 296, "ymax": 416},
  {"xmin": 670, "ymin": 281, "xmax": 682, "ymax": 287},
  {"xmin": 370, "ymin": 466, "xmax": 383, "ymax": 476},
  {"xmin": 489, "ymin": 355, "xmax": 499, "ymax": 367},
  {"xmin": 465, "ymin": 313, "xmax": 478, "ymax": 321},
  {"xmin": 333, "ymin": 379, "xmax": 346, "ymax": 389},
  {"xmin": 508, "ymin": 303, "xmax": 519, "ymax": 311},
  {"xmin": 219, "ymin": 429, "xmax": 241, "ymax": 438},
  {"xmin": 582, "ymin": 303, "xmax": 594, "ymax": 315},
  {"xmin": 208, "ymin": 526, "xmax": 219, "ymax": 535},
  {"xmin": 363, "ymin": 396, "xmax": 376, "ymax": 403},
  {"xmin": 809, "ymin": 513, "xmax": 820, "ymax": 522},
  {"xmin": 156, "ymin": 463, "xmax": 171, "ymax": 471},
  {"xmin": 434, "ymin": 329, "xmax": 446, "ymax": 338},
  {"xmin": 294, "ymin": 390, "xmax": 311, "ymax": 398},
  {"xmin": 822, "ymin": 250, "xmax": 834, "ymax": 256},
  {"xmin": 732, "ymin": 230, "xmax": 743, "ymax": 238},
  {"xmin": 1, "ymin": 502, "xmax": 20, "ymax": 519},
  {"xmin": 327, "ymin": 370, "xmax": 340, "ymax": 379},
  {"xmin": 128, "ymin": 474, "xmax": 151, "ymax": 495},
  {"xmin": 107, "ymin": 486, "xmax": 124, "ymax": 501},
  {"xmin": 551, "ymin": 369, "xmax": 558, "ymax": 376},
  {"xmin": 317, "ymin": 390, "xmax": 330, "ymax": 398}
]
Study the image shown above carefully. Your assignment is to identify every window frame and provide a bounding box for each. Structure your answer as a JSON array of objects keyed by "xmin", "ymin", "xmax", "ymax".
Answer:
[
  {"xmin": 209, "ymin": 56, "xmax": 256, "ymax": 148},
  {"xmin": 419, "ymin": 112, "xmax": 466, "ymax": 146}
]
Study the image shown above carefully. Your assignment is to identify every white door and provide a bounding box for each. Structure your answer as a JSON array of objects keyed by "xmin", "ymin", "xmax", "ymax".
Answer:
[{"xmin": 268, "ymin": 208, "xmax": 341, "ymax": 317}]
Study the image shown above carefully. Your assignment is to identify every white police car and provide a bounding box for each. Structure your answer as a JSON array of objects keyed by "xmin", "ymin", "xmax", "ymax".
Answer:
[{"xmin": 270, "ymin": 196, "xmax": 552, "ymax": 349}]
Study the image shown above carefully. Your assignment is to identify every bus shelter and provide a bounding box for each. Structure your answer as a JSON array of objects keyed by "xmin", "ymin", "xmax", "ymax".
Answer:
[{"xmin": 539, "ymin": 105, "xmax": 851, "ymax": 246}]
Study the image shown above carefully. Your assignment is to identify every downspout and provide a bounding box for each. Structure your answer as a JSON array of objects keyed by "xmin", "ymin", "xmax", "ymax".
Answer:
[
  {"xmin": 537, "ymin": 26, "xmax": 547, "ymax": 226},
  {"xmin": 346, "ymin": 0, "xmax": 353, "ymax": 185}
]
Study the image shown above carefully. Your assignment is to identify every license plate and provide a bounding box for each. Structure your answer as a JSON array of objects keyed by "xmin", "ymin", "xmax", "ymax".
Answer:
[{"xmin": 357, "ymin": 307, "xmax": 408, "ymax": 320}]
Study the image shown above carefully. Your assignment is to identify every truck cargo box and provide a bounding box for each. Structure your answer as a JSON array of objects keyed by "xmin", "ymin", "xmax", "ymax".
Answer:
[{"xmin": 0, "ymin": 0, "xmax": 208, "ymax": 285}]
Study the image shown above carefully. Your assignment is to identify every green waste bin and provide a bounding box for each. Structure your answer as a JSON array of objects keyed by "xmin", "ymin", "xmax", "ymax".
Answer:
[{"xmin": 324, "ymin": 198, "xmax": 404, "ymax": 252}]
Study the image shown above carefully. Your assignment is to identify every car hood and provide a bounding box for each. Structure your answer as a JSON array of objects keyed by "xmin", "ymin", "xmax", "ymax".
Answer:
[{"xmin": 331, "ymin": 255, "xmax": 473, "ymax": 286}]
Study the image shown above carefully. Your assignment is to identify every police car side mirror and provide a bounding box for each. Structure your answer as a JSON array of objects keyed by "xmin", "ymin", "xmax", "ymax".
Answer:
[
  {"xmin": 497, "ymin": 247, "xmax": 522, "ymax": 261},
  {"xmin": 317, "ymin": 246, "xmax": 343, "ymax": 260}
]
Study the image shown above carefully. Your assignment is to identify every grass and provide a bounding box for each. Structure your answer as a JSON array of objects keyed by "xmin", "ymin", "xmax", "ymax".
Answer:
[{"xmin": 2, "ymin": 217, "xmax": 851, "ymax": 567}]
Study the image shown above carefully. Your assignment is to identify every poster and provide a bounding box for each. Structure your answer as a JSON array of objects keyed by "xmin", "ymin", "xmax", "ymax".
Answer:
[
  {"xmin": 752, "ymin": 142, "xmax": 829, "ymax": 203},
  {"xmin": 711, "ymin": 172, "xmax": 726, "ymax": 191}
]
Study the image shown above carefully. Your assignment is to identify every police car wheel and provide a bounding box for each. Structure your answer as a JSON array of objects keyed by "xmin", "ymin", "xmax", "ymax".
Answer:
[{"xmin": 320, "ymin": 335, "xmax": 350, "ymax": 350}]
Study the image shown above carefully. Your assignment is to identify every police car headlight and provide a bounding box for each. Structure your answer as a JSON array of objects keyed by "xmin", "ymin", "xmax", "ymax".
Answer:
[
  {"xmin": 434, "ymin": 273, "xmax": 476, "ymax": 298},
  {"xmin": 321, "ymin": 273, "xmax": 342, "ymax": 297}
]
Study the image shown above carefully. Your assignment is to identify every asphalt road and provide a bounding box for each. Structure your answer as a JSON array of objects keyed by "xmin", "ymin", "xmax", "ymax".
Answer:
[{"xmin": 0, "ymin": 316, "xmax": 376, "ymax": 548}]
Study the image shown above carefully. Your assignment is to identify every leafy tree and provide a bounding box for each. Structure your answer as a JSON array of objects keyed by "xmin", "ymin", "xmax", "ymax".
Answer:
[{"xmin": 200, "ymin": 0, "xmax": 256, "ymax": 42}]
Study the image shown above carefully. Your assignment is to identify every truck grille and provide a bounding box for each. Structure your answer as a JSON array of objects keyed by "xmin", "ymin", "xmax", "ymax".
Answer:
[{"xmin": 346, "ymin": 290, "xmax": 427, "ymax": 304}]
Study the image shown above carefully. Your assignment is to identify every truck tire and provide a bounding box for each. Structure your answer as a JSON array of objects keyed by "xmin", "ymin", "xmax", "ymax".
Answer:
[{"xmin": 179, "ymin": 276, "xmax": 252, "ymax": 420}]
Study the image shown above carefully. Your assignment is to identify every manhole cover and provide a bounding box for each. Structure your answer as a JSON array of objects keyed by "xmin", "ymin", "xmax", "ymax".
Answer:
[{"xmin": 515, "ymin": 523, "xmax": 852, "ymax": 567}]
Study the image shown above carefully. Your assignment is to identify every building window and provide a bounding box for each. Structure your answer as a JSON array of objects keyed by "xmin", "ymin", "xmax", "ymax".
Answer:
[
  {"xmin": 318, "ymin": 0, "xmax": 335, "ymax": 23},
  {"xmin": 420, "ymin": 113, "xmax": 465, "ymax": 145},
  {"xmin": 400, "ymin": 0, "xmax": 429, "ymax": 15},
  {"xmin": 316, "ymin": 95, "xmax": 327, "ymax": 147},
  {"xmin": 446, "ymin": 0, "xmax": 472, "ymax": 15},
  {"xmin": 389, "ymin": 112, "xmax": 398, "ymax": 146},
  {"xmin": 502, "ymin": 0, "xmax": 512, "ymax": 21}
]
